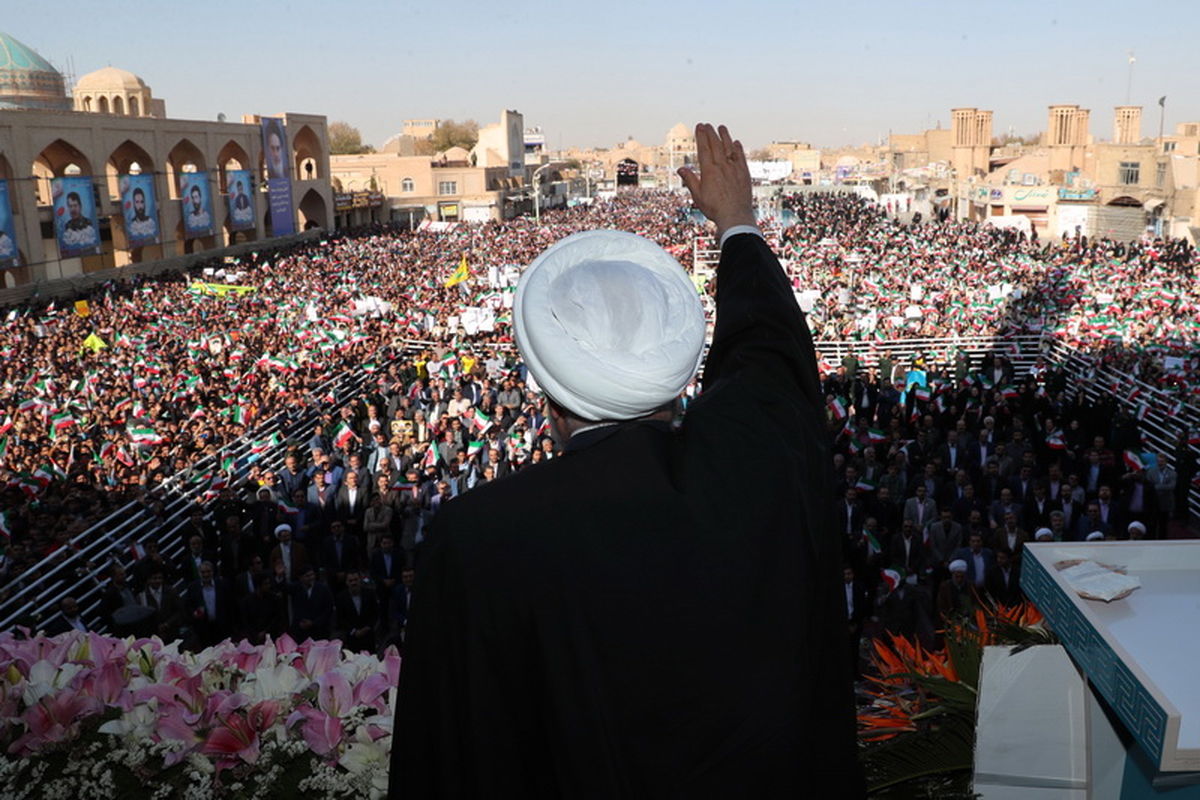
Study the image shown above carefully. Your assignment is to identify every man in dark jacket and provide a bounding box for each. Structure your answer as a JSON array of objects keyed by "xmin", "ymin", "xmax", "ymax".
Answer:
[{"xmin": 391, "ymin": 123, "xmax": 861, "ymax": 798}]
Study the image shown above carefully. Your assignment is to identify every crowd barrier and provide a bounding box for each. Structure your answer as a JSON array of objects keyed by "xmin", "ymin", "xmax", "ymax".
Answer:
[{"xmin": 0, "ymin": 350, "xmax": 403, "ymax": 635}]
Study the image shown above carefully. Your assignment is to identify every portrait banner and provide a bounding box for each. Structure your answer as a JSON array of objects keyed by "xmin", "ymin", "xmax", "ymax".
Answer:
[
  {"xmin": 51, "ymin": 176, "xmax": 101, "ymax": 258},
  {"xmin": 0, "ymin": 180, "xmax": 18, "ymax": 268},
  {"xmin": 226, "ymin": 169, "xmax": 256, "ymax": 231},
  {"xmin": 180, "ymin": 172, "xmax": 215, "ymax": 239},
  {"xmin": 119, "ymin": 173, "xmax": 160, "ymax": 247},
  {"xmin": 261, "ymin": 118, "xmax": 295, "ymax": 237}
]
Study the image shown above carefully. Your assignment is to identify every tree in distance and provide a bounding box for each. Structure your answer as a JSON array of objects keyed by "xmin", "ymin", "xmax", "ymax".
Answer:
[
  {"xmin": 329, "ymin": 121, "xmax": 375, "ymax": 155},
  {"xmin": 415, "ymin": 120, "xmax": 480, "ymax": 156}
]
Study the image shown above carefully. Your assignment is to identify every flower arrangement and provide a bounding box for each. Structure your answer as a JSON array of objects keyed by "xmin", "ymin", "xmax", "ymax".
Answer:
[
  {"xmin": 856, "ymin": 601, "xmax": 1053, "ymax": 798},
  {"xmin": 0, "ymin": 631, "xmax": 401, "ymax": 799}
]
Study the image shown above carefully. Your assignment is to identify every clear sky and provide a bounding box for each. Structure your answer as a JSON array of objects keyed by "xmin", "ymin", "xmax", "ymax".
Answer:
[{"xmin": 7, "ymin": 0, "xmax": 1198, "ymax": 151}]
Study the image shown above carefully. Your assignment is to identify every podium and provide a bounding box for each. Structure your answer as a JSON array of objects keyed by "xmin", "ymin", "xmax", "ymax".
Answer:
[{"xmin": 975, "ymin": 541, "xmax": 1200, "ymax": 798}]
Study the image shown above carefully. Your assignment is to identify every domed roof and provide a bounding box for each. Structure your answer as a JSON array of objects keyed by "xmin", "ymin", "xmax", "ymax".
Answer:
[
  {"xmin": 0, "ymin": 31, "xmax": 71, "ymax": 111},
  {"xmin": 75, "ymin": 66, "xmax": 148, "ymax": 92},
  {"xmin": 667, "ymin": 122, "xmax": 692, "ymax": 140}
]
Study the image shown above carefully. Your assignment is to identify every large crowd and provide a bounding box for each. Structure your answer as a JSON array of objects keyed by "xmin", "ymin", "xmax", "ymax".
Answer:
[{"xmin": 0, "ymin": 190, "xmax": 1197, "ymax": 658}]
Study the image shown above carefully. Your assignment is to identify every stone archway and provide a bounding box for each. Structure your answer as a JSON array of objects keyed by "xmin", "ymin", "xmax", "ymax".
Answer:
[
  {"xmin": 291, "ymin": 125, "xmax": 323, "ymax": 181},
  {"xmin": 298, "ymin": 188, "xmax": 328, "ymax": 230},
  {"xmin": 166, "ymin": 138, "xmax": 208, "ymax": 199},
  {"xmin": 32, "ymin": 138, "xmax": 95, "ymax": 206}
]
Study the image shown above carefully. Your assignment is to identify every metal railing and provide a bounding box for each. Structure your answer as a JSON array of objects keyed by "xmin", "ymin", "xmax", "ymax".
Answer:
[
  {"xmin": 0, "ymin": 349, "xmax": 410, "ymax": 635},
  {"xmin": 1043, "ymin": 339, "xmax": 1200, "ymax": 519}
]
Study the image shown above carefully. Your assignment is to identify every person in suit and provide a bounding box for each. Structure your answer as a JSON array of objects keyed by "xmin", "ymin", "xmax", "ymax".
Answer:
[
  {"xmin": 131, "ymin": 539, "xmax": 176, "ymax": 591},
  {"xmin": 335, "ymin": 571, "xmax": 379, "ymax": 653},
  {"xmin": 888, "ymin": 518, "xmax": 927, "ymax": 579},
  {"xmin": 369, "ymin": 533, "xmax": 403, "ymax": 606},
  {"xmin": 184, "ymin": 562, "xmax": 233, "ymax": 649},
  {"xmin": 951, "ymin": 532, "xmax": 995, "ymax": 589},
  {"xmin": 842, "ymin": 565, "xmax": 871, "ymax": 678},
  {"xmin": 238, "ymin": 572, "xmax": 284, "ymax": 645},
  {"xmin": 99, "ymin": 564, "xmax": 139, "ymax": 630},
  {"xmin": 137, "ymin": 567, "xmax": 185, "ymax": 642},
  {"xmin": 334, "ymin": 471, "xmax": 368, "ymax": 537},
  {"xmin": 1021, "ymin": 482, "xmax": 1059, "ymax": 532},
  {"xmin": 1074, "ymin": 501, "xmax": 1112, "ymax": 541},
  {"xmin": 43, "ymin": 596, "xmax": 90, "ymax": 636},
  {"xmin": 386, "ymin": 566, "xmax": 416, "ymax": 650},
  {"xmin": 984, "ymin": 547, "xmax": 1023, "ymax": 607},
  {"xmin": 927, "ymin": 509, "xmax": 964, "ymax": 570},
  {"xmin": 902, "ymin": 484, "xmax": 937, "ymax": 533},
  {"xmin": 319, "ymin": 520, "xmax": 361, "ymax": 591},
  {"xmin": 391, "ymin": 123, "xmax": 862, "ymax": 797},
  {"xmin": 289, "ymin": 564, "xmax": 334, "ymax": 642},
  {"xmin": 233, "ymin": 553, "xmax": 268, "ymax": 601},
  {"xmin": 991, "ymin": 511, "xmax": 1028, "ymax": 560},
  {"xmin": 178, "ymin": 534, "xmax": 213, "ymax": 585}
]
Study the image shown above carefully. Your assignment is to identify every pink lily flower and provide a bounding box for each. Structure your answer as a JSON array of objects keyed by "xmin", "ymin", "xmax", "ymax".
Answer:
[{"xmin": 201, "ymin": 711, "xmax": 261, "ymax": 766}]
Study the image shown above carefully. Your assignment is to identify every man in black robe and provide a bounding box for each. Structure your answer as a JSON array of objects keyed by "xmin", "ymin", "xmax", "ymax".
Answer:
[{"xmin": 390, "ymin": 123, "xmax": 862, "ymax": 798}]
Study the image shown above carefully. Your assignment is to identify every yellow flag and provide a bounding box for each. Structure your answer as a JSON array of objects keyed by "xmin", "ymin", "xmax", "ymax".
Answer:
[
  {"xmin": 444, "ymin": 255, "xmax": 470, "ymax": 288},
  {"xmin": 74, "ymin": 300, "xmax": 90, "ymax": 317},
  {"xmin": 82, "ymin": 333, "xmax": 107, "ymax": 353}
]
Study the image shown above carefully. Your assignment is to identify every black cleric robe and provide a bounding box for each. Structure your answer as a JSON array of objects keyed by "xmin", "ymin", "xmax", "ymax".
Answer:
[{"xmin": 390, "ymin": 232, "xmax": 862, "ymax": 798}]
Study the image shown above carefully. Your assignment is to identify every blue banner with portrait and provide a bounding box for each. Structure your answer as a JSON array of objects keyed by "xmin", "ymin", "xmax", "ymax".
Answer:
[
  {"xmin": 119, "ymin": 173, "xmax": 160, "ymax": 247},
  {"xmin": 0, "ymin": 180, "xmax": 18, "ymax": 268},
  {"xmin": 226, "ymin": 169, "xmax": 256, "ymax": 232},
  {"xmin": 179, "ymin": 172, "xmax": 215, "ymax": 239},
  {"xmin": 261, "ymin": 117, "xmax": 295, "ymax": 237},
  {"xmin": 52, "ymin": 176, "xmax": 101, "ymax": 258}
]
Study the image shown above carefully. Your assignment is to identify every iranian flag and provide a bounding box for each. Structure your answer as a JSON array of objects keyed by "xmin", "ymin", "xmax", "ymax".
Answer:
[
  {"xmin": 1189, "ymin": 432, "xmax": 1200, "ymax": 447},
  {"xmin": 864, "ymin": 530, "xmax": 882, "ymax": 556},
  {"xmin": 0, "ymin": 435, "xmax": 8, "ymax": 464},
  {"xmin": 1122, "ymin": 450, "xmax": 1146, "ymax": 472},
  {"xmin": 1000, "ymin": 385, "xmax": 1019, "ymax": 400},
  {"xmin": 472, "ymin": 409, "xmax": 493, "ymax": 434},
  {"xmin": 867, "ymin": 428, "xmax": 888, "ymax": 444},
  {"xmin": 467, "ymin": 441, "xmax": 484, "ymax": 457},
  {"xmin": 332, "ymin": 422, "xmax": 356, "ymax": 449},
  {"xmin": 827, "ymin": 396, "xmax": 847, "ymax": 421},
  {"xmin": 854, "ymin": 477, "xmax": 878, "ymax": 492},
  {"xmin": 251, "ymin": 433, "xmax": 282, "ymax": 454},
  {"xmin": 1135, "ymin": 404, "xmax": 1150, "ymax": 422},
  {"xmin": 128, "ymin": 426, "xmax": 163, "ymax": 445},
  {"xmin": 277, "ymin": 499, "xmax": 300, "ymax": 515},
  {"xmin": 232, "ymin": 406, "xmax": 248, "ymax": 425},
  {"xmin": 847, "ymin": 437, "xmax": 861, "ymax": 456},
  {"xmin": 0, "ymin": 414, "xmax": 12, "ymax": 435},
  {"xmin": 1046, "ymin": 431, "xmax": 1066, "ymax": 450},
  {"xmin": 880, "ymin": 569, "xmax": 902, "ymax": 593},
  {"xmin": 421, "ymin": 441, "xmax": 438, "ymax": 470},
  {"xmin": 914, "ymin": 386, "xmax": 931, "ymax": 403}
]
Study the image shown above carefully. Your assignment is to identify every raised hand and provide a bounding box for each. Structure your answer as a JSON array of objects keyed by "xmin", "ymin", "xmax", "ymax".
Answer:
[{"xmin": 677, "ymin": 123, "xmax": 757, "ymax": 240}]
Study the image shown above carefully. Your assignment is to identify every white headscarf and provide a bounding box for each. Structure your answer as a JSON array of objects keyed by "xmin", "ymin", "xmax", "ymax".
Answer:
[{"xmin": 515, "ymin": 230, "xmax": 706, "ymax": 422}]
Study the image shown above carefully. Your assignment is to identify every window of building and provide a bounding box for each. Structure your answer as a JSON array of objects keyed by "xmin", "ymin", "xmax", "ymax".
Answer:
[
  {"xmin": 401, "ymin": 177, "xmax": 414, "ymax": 193},
  {"xmin": 1156, "ymin": 162, "xmax": 1167, "ymax": 188},
  {"xmin": 1163, "ymin": 141, "xmax": 1176, "ymax": 153},
  {"xmin": 437, "ymin": 180, "xmax": 457, "ymax": 195},
  {"xmin": 1186, "ymin": 124, "xmax": 1198, "ymax": 137},
  {"xmin": 1118, "ymin": 161, "xmax": 1140, "ymax": 186}
]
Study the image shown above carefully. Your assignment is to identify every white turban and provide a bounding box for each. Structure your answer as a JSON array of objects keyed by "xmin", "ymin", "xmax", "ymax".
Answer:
[
  {"xmin": 948, "ymin": 559, "xmax": 968, "ymax": 573},
  {"xmin": 1086, "ymin": 531, "xmax": 1104, "ymax": 542},
  {"xmin": 515, "ymin": 230, "xmax": 705, "ymax": 421},
  {"xmin": 1127, "ymin": 521, "xmax": 1146, "ymax": 535},
  {"xmin": 1035, "ymin": 527, "xmax": 1053, "ymax": 541},
  {"xmin": 274, "ymin": 523, "xmax": 292, "ymax": 535}
]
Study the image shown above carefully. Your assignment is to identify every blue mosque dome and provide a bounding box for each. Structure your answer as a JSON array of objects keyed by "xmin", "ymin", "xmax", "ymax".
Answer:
[{"xmin": 0, "ymin": 32, "xmax": 72, "ymax": 111}]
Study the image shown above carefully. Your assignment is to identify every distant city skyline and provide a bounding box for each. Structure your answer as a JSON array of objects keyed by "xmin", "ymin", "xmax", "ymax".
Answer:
[{"xmin": 6, "ymin": 0, "xmax": 1199, "ymax": 152}]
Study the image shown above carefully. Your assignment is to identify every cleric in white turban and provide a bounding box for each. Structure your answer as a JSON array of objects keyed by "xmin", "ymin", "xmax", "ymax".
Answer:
[
  {"xmin": 514, "ymin": 229, "xmax": 706, "ymax": 425},
  {"xmin": 393, "ymin": 123, "xmax": 862, "ymax": 798}
]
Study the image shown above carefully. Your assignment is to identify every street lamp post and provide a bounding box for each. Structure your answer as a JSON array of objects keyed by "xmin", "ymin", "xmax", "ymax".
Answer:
[{"xmin": 532, "ymin": 163, "xmax": 554, "ymax": 225}]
